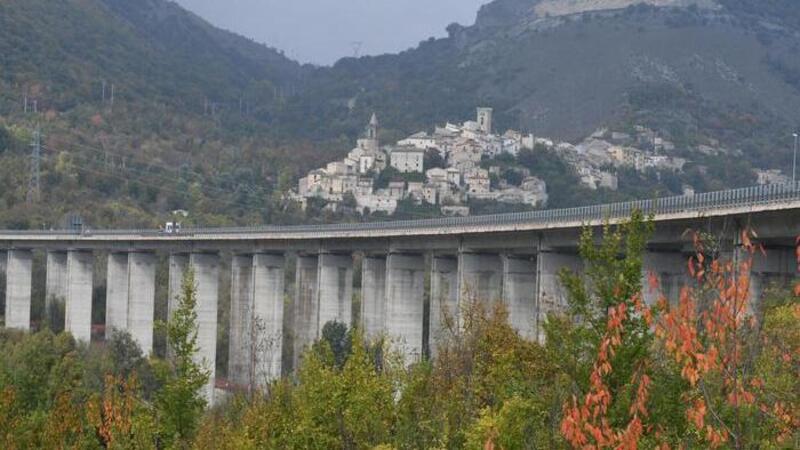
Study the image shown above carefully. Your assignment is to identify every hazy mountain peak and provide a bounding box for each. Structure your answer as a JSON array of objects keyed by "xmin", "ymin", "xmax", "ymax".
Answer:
[
  {"xmin": 475, "ymin": 0, "xmax": 719, "ymax": 28},
  {"xmin": 533, "ymin": 0, "xmax": 719, "ymax": 18}
]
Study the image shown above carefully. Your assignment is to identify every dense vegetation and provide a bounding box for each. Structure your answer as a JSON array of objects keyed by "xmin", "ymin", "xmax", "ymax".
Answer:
[{"xmin": 1, "ymin": 215, "xmax": 797, "ymax": 448}]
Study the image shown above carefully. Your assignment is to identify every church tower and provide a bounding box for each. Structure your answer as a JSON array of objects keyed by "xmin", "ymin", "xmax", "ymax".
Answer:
[
  {"xmin": 367, "ymin": 112, "xmax": 379, "ymax": 140},
  {"xmin": 477, "ymin": 107, "xmax": 493, "ymax": 134},
  {"xmin": 357, "ymin": 113, "xmax": 380, "ymax": 153}
]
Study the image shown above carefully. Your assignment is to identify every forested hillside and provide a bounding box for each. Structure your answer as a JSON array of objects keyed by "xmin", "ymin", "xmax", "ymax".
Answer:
[{"xmin": 0, "ymin": 0, "xmax": 324, "ymax": 230}]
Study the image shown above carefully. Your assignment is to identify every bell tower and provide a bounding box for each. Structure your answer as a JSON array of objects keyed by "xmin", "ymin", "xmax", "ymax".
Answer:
[
  {"xmin": 477, "ymin": 107, "xmax": 493, "ymax": 134},
  {"xmin": 357, "ymin": 113, "xmax": 380, "ymax": 153},
  {"xmin": 367, "ymin": 112, "xmax": 379, "ymax": 140}
]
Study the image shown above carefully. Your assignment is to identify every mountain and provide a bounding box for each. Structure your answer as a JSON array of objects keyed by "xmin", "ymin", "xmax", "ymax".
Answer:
[
  {"xmin": 286, "ymin": 0, "xmax": 800, "ymax": 174},
  {"xmin": 0, "ymin": 0, "xmax": 326, "ymax": 230},
  {"xmin": 0, "ymin": 0, "xmax": 305, "ymax": 113}
]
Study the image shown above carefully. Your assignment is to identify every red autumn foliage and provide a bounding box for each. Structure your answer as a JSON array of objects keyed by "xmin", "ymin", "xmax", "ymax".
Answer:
[
  {"xmin": 561, "ymin": 300, "xmax": 653, "ymax": 450},
  {"xmin": 562, "ymin": 229, "xmax": 800, "ymax": 449}
]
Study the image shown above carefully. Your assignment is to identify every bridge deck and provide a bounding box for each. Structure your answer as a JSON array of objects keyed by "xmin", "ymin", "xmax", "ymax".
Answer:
[{"xmin": 0, "ymin": 184, "xmax": 798, "ymax": 243}]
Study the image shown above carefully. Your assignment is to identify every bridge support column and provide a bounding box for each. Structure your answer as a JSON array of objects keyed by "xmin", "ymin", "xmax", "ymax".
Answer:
[
  {"xmin": 252, "ymin": 254, "xmax": 285, "ymax": 384},
  {"xmin": 128, "ymin": 253, "xmax": 156, "ymax": 354},
  {"xmin": 536, "ymin": 251, "xmax": 583, "ymax": 343},
  {"xmin": 317, "ymin": 253, "xmax": 353, "ymax": 331},
  {"xmin": 385, "ymin": 253, "xmax": 425, "ymax": 363},
  {"xmin": 5, "ymin": 250, "xmax": 32, "ymax": 330},
  {"xmin": 744, "ymin": 247, "xmax": 797, "ymax": 308},
  {"xmin": 65, "ymin": 250, "xmax": 94, "ymax": 342},
  {"xmin": 642, "ymin": 251, "xmax": 687, "ymax": 306},
  {"xmin": 503, "ymin": 256, "xmax": 537, "ymax": 340},
  {"xmin": 105, "ymin": 253, "xmax": 129, "ymax": 340},
  {"xmin": 45, "ymin": 251, "xmax": 68, "ymax": 331},
  {"xmin": 168, "ymin": 254, "xmax": 190, "ymax": 321},
  {"xmin": 458, "ymin": 252, "xmax": 503, "ymax": 307},
  {"xmin": 190, "ymin": 253, "xmax": 220, "ymax": 404},
  {"xmin": 229, "ymin": 255, "xmax": 254, "ymax": 388},
  {"xmin": 430, "ymin": 255, "xmax": 458, "ymax": 355},
  {"xmin": 166, "ymin": 253, "xmax": 190, "ymax": 362},
  {"xmin": 293, "ymin": 255, "xmax": 318, "ymax": 370},
  {"xmin": 360, "ymin": 256, "xmax": 386, "ymax": 338},
  {"xmin": 229, "ymin": 254, "xmax": 285, "ymax": 388},
  {"xmin": 0, "ymin": 251, "xmax": 5, "ymax": 303}
]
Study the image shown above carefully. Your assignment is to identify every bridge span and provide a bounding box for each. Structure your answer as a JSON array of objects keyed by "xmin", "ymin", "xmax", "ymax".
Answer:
[{"xmin": 1, "ymin": 184, "xmax": 799, "ymax": 403}]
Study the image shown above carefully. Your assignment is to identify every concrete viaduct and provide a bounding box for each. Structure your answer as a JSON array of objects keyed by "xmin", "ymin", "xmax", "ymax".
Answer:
[{"xmin": 1, "ymin": 184, "xmax": 799, "ymax": 403}]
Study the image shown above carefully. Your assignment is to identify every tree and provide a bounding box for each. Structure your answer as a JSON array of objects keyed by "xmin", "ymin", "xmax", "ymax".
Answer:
[
  {"xmin": 155, "ymin": 268, "xmax": 210, "ymax": 447},
  {"xmin": 0, "ymin": 125, "xmax": 10, "ymax": 154},
  {"xmin": 655, "ymin": 230, "xmax": 800, "ymax": 448},
  {"xmin": 243, "ymin": 313, "xmax": 281, "ymax": 395},
  {"xmin": 555, "ymin": 211, "xmax": 659, "ymax": 448},
  {"xmin": 86, "ymin": 374, "xmax": 157, "ymax": 448},
  {"xmin": 424, "ymin": 149, "xmax": 446, "ymax": 170},
  {"xmin": 313, "ymin": 321, "xmax": 352, "ymax": 370}
]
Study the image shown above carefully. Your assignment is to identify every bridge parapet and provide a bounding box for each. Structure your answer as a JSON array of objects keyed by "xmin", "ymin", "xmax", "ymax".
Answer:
[{"xmin": 0, "ymin": 184, "xmax": 797, "ymax": 242}]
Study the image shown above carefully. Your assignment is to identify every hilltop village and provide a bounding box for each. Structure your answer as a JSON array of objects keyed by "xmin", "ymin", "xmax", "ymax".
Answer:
[{"xmin": 293, "ymin": 108, "xmax": 712, "ymax": 216}]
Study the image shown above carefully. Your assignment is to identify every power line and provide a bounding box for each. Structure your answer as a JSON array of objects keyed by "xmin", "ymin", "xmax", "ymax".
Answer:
[
  {"xmin": 47, "ymin": 149, "xmax": 266, "ymax": 207},
  {"xmin": 350, "ymin": 41, "xmax": 363, "ymax": 58},
  {"xmin": 49, "ymin": 138, "xmax": 258, "ymax": 200},
  {"xmin": 27, "ymin": 127, "xmax": 41, "ymax": 203},
  {"xmin": 38, "ymin": 149, "xmax": 265, "ymax": 211}
]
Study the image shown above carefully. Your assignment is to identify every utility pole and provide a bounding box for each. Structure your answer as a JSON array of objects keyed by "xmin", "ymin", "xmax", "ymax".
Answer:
[
  {"xmin": 102, "ymin": 80, "xmax": 107, "ymax": 103},
  {"xmin": 27, "ymin": 127, "xmax": 41, "ymax": 204},
  {"xmin": 793, "ymin": 132, "xmax": 798, "ymax": 184},
  {"xmin": 110, "ymin": 84, "xmax": 115, "ymax": 113},
  {"xmin": 23, "ymin": 94, "xmax": 28, "ymax": 113},
  {"xmin": 351, "ymin": 41, "xmax": 363, "ymax": 58}
]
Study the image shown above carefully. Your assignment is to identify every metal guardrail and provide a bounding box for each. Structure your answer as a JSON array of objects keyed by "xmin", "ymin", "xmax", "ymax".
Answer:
[{"xmin": 1, "ymin": 183, "xmax": 799, "ymax": 239}]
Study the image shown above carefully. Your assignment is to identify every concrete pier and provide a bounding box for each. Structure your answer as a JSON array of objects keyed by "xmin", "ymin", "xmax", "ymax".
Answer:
[
  {"xmin": 0, "ymin": 251, "xmax": 5, "ymax": 291},
  {"xmin": 168, "ymin": 254, "xmax": 190, "ymax": 321},
  {"xmin": 190, "ymin": 253, "xmax": 220, "ymax": 404},
  {"xmin": 317, "ymin": 253, "xmax": 353, "ymax": 332},
  {"xmin": 127, "ymin": 252, "xmax": 156, "ymax": 354},
  {"xmin": 45, "ymin": 251, "xmax": 68, "ymax": 328},
  {"xmin": 429, "ymin": 255, "xmax": 458, "ymax": 352},
  {"xmin": 536, "ymin": 251, "xmax": 583, "ymax": 342},
  {"xmin": 105, "ymin": 253, "xmax": 129, "ymax": 339},
  {"xmin": 745, "ymin": 247, "xmax": 797, "ymax": 307},
  {"xmin": 166, "ymin": 254, "xmax": 189, "ymax": 360},
  {"xmin": 65, "ymin": 250, "xmax": 94, "ymax": 342},
  {"xmin": 385, "ymin": 253, "xmax": 425, "ymax": 363},
  {"xmin": 229, "ymin": 254, "xmax": 285, "ymax": 387},
  {"xmin": 106, "ymin": 252, "xmax": 157, "ymax": 352},
  {"xmin": 293, "ymin": 255, "xmax": 318, "ymax": 369},
  {"xmin": 228, "ymin": 255, "xmax": 254, "ymax": 387},
  {"xmin": 642, "ymin": 251, "xmax": 687, "ymax": 306},
  {"xmin": 5, "ymin": 250, "xmax": 32, "ymax": 330},
  {"xmin": 503, "ymin": 256, "xmax": 537, "ymax": 340},
  {"xmin": 458, "ymin": 252, "xmax": 503, "ymax": 306},
  {"xmin": 360, "ymin": 256, "xmax": 386, "ymax": 338},
  {"xmin": 252, "ymin": 254, "xmax": 285, "ymax": 385}
]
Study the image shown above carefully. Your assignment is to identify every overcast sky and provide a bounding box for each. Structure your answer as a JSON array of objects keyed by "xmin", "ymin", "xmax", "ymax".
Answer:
[{"xmin": 173, "ymin": 0, "xmax": 490, "ymax": 66}]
